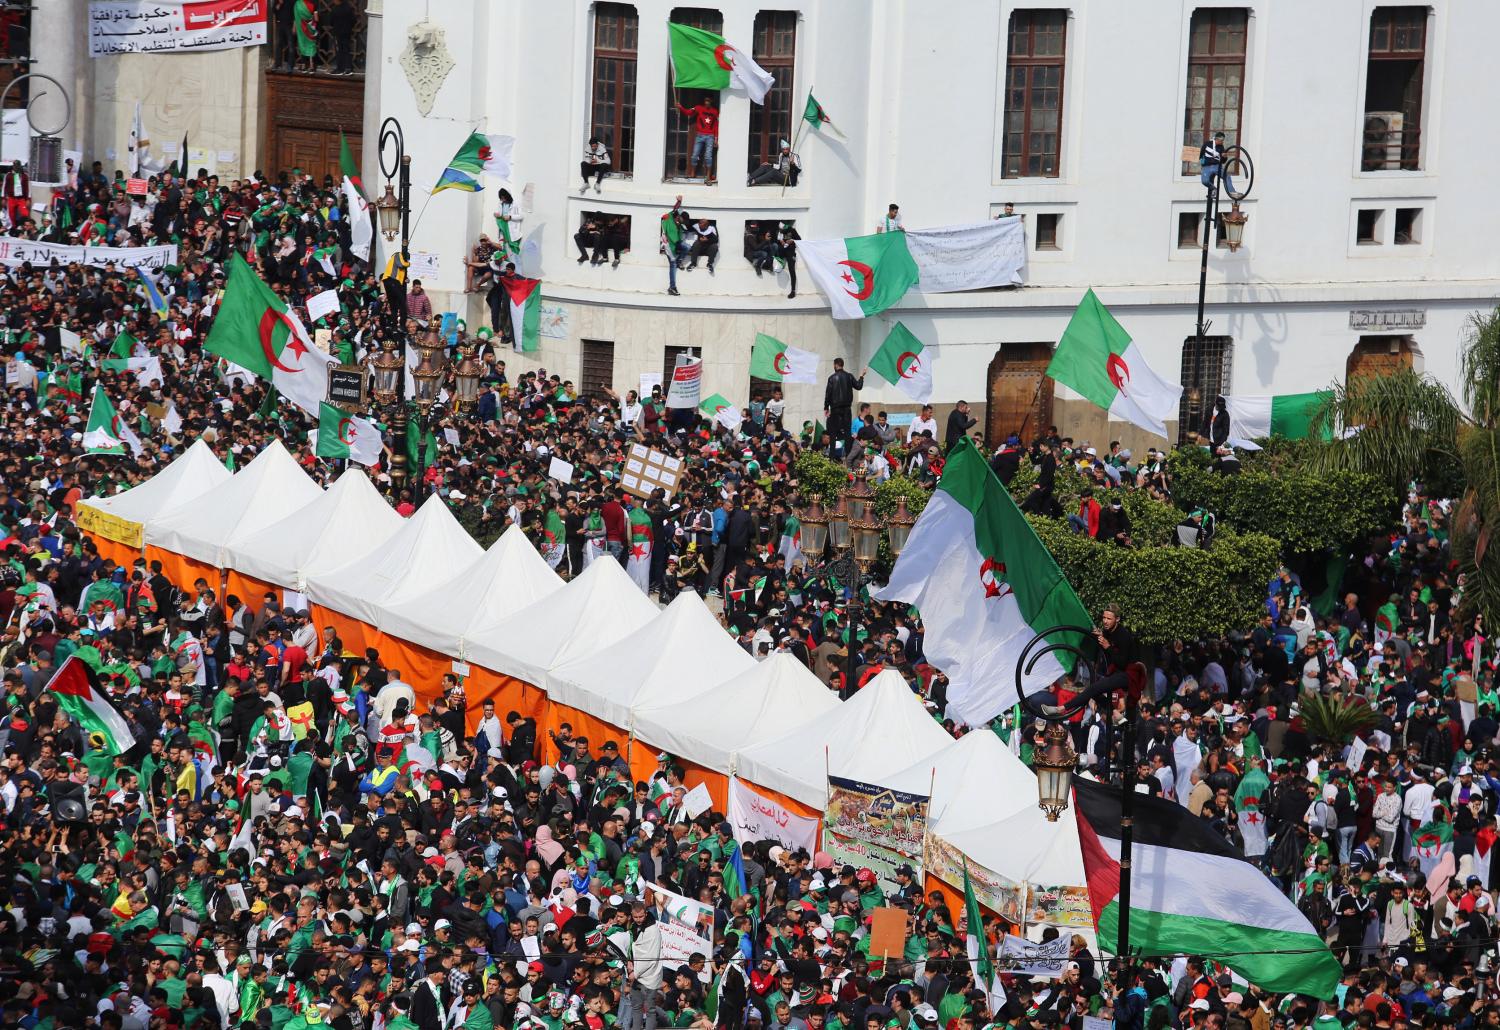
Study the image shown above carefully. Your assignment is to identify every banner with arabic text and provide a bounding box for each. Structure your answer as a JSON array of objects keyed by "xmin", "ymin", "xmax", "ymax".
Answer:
[
  {"xmin": 90, "ymin": 0, "xmax": 268, "ymax": 59},
  {"xmin": 642, "ymin": 882, "xmax": 714, "ymax": 981},
  {"xmin": 728, "ymin": 776, "xmax": 819, "ymax": 854},
  {"xmin": 0, "ymin": 237, "xmax": 179, "ymax": 272},
  {"xmin": 922, "ymin": 834, "xmax": 1092, "ymax": 929},
  {"xmin": 823, "ymin": 831, "xmax": 915, "ymax": 898},
  {"xmin": 826, "ymin": 774, "xmax": 929, "ymax": 858}
]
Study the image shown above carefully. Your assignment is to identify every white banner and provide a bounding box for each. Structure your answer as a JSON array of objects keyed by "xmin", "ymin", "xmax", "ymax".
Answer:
[
  {"xmin": 664, "ymin": 357, "xmax": 702, "ymax": 409},
  {"xmin": 0, "ymin": 237, "xmax": 179, "ymax": 272},
  {"xmin": 306, "ymin": 289, "xmax": 341, "ymax": 324},
  {"xmin": 642, "ymin": 882, "xmax": 714, "ymax": 980},
  {"xmin": 997, "ymin": 934, "xmax": 1071, "ymax": 978},
  {"xmin": 905, "ymin": 218, "xmax": 1027, "ymax": 293},
  {"xmin": 89, "ymin": 0, "xmax": 268, "ymax": 58},
  {"xmin": 728, "ymin": 776, "xmax": 820, "ymax": 854}
]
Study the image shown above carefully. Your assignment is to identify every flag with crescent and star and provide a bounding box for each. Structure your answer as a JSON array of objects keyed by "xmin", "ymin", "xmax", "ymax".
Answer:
[
  {"xmin": 204, "ymin": 253, "xmax": 332, "ymax": 418},
  {"xmin": 800, "ymin": 230, "xmax": 920, "ymax": 319},
  {"xmin": 1045, "ymin": 288, "xmax": 1182, "ymax": 439},
  {"xmin": 313, "ymin": 402, "xmax": 384, "ymax": 467},
  {"xmin": 869, "ymin": 321, "xmax": 934, "ymax": 403},
  {"xmin": 668, "ymin": 22, "xmax": 774, "ymax": 104}
]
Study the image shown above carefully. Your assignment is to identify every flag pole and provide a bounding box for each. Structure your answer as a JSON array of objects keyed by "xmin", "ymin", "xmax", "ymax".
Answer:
[{"xmin": 781, "ymin": 88, "xmax": 812, "ymax": 198}]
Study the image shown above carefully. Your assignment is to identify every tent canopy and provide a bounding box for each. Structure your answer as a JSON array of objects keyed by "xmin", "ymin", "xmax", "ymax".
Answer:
[
  {"xmin": 632, "ymin": 652, "xmax": 839, "ymax": 775},
  {"xmin": 378, "ymin": 525, "xmax": 564, "ymax": 659},
  {"xmin": 548, "ymin": 591, "xmax": 754, "ymax": 730},
  {"xmin": 464, "ymin": 557, "xmax": 658, "ymax": 686},
  {"xmin": 225, "ymin": 468, "xmax": 403, "ymax": 591},
  {"xmin": 308, "ymin": 494, "xmax": 482, "ymax": 626},
  {"xmin": 938, "ymin": 798, "xmax": 1087, "ymax": 897},
  {"xmin": 884, "ymin": 729, "xmax": 1044, "ymax": 834},
  {"xmin": 79, "ymin": 438, "xmax": 231, "ymax": 525},
  {"xmin": 734, "ymin": 669, "xmax": 953, "ymax": 808},
  {"xmin": 144, "ymin": 439, "xmax": 322, "ymax": 568}
]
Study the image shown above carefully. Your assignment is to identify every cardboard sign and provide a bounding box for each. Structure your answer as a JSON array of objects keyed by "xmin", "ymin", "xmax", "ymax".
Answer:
[
  {"xmin": 867, "ymin": 907, "xmax": 907, "ymax": 962},
  {"xmin": 621, "ymin": 443, "xmax": 681, "ymax": 500},
  {"xmin": 307, "ymin": 288, "xmax": 340, "ymax": 323}
]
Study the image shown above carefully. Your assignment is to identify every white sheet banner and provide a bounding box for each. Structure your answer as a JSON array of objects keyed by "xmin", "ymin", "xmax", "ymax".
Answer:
[
  {"xmin": 89, "ymin": 0, "xmax": 268, "ymax": 58},
  {"xmin": 997, "ymin": 934, "xmax": 1071, "ymax": 978},
  {"xmin": 642, "ymin": 882, "xmax": 714, "ymax": 980},
  {"xmin": 728, "ymin": 776, "xmax": 820, "ymax": 854},
  {"xmin": 0, "ymin": 237, "xmax": 179, "ymax": 272},
  {"xmin": 905, "ymin": 218, "xmax": 1027, "ymax": 293}
]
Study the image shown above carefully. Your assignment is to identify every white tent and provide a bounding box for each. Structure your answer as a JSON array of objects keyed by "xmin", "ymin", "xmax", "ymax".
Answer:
[
  {"xmin": 377, "ymin": 525, "xmax": 564, "ymax": 659},
  {"xmin": 632, "ymin": 652, "xmax": 839, "ymax": 774},
  {"xmin": 77, "ymin": 438, "xmax": 231, "ymax": 532},
  {"xmin": 464, "ymin": 556, "xmax": 657, "ymax": 687},
  {"xmin": 145, "ymin": 439, "xmax": 322, "ymax": 568},
  {"xmin": 884, "ymin": 729, "xmax": 1041, "ymax": 833},
  {"xmin": 308, "ymin": 494, "xmax": 482, "ymax": 626},
  {"xmin": 734, "ymin": 669, "xmax": 952, "ymax": 808},
  {"xmin": 548, "ymin": 591, "xmax": 754, "ymax": 730},
  {"xmin": 938, "ymin": 802, "xmax": 1087, "ymax": 898},
  {"xmin": 224, "ymin": 468, "xmax": 404, "ymax": 592}
]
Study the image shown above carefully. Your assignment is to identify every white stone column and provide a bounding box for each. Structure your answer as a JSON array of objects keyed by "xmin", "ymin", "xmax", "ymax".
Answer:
[
  {"xmin": 29, "ymin": 0, "xmax": 84, "ymax": 150},
  {"xmin": 361, "ymin": 0, "xmax": 384, "ymax": 190}
]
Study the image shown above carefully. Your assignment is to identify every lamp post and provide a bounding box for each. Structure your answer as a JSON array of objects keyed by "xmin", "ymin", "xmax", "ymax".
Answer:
[
  {"xmin": 1190, "ymin": 144, "xmax": 1255, "ymax": 443},
  {"xmin": 0, "ymin": 73, "xmax": 71, "ymax": 186},
  {"xmin": 796, "ymin": 469, "xmax": 916, "ymax": 697},
  {"xmin": 1013, "ymin": 626, "xmax": 1147, "ymax": 973},
  {"xmin": 374, "ymin": 116, "xmax": 416, "ymax": 488}
]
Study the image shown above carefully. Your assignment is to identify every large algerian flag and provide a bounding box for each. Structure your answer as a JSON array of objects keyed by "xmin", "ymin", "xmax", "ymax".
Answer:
[
  {"xmin": 503, "ymin": 275, "xmax": 542, "ymax": 352},
  {"xmin": 802, "ymin": 230, "xmax": 920, "ymax": 319},
  {"xmin": 1224, "ymin": 392, "xmax": 1330, "ymax": 448},
  {"xmin": 313, "ymin": 402, "xmax": 384, "ymax": 466},
  {"xmin": 339, "ymin": 130, "xmax": 373, "ymax": 263},
  {"xmin": 699, "ymin": 392, "xmax": 742, "ymax": 431},
  {"xmin": 778, "ymin": 514, "xmax": 801, "ymax": 572},
  {"xmin": 433, "ymin": 132, "xmax": 516, "ymax": 194},
  {"xmin": 82, "ymin": 386, "xmax": 143, "ymax": 458},
  {"xmin": 749, "ymin": 333, "xmax": 819, "ymax": 384},
  {"xmin": 1046, "ymin": 288, "xmax": 1182, "ymax": 439},
  {"xmin": 1413, "ymin": 818, "xmax": 1454, "ymax": 876},
  {"xmin": 963, "ymin": 860, "xmax": 1003, "ymax": 1011},
  {"xmin": 204, "ymin": 253, "xmax": 331, "ymax": 417},
  {"xmin": 1075, "ymin": 779, "xmax": 1341, "ymax": 997},
  {"xmin": 667, "ymin": 22, "xmax": 774, "ymax": 104},
  {"xmin": 869, "ymin": 321, "xmax": 933, "ymax": 403},
  {"xmin": 874, "ymin": 438, "xmax": 1090, "ymax": 724},
  {"xmin": 1233, "ymin": 762, "xmax": 1271, "ymax": 858},
  {"xmin": 47, "ymin": 656, "xmax": 134, "ymax": 755}
]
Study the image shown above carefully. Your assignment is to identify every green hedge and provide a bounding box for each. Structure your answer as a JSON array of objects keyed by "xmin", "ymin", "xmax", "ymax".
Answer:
[{"xmin": 794, "ymin": 452, "xmax": 852, "ymax": 502}]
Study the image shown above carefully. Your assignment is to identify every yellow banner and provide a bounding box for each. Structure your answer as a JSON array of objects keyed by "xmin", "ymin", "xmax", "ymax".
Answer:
[{"xmin": 76, "ymin": 503, "xmax": 144, "ymax": 549}]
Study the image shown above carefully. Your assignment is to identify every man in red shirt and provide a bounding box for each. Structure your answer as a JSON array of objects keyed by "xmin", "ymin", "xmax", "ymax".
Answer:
[
  {"xmin": 601, "ymin": 490, "xmax": 628, "ymax": 566},
  {"xmin": 674, "ymin": 93, "xmax": 719, "ymax": 183}
]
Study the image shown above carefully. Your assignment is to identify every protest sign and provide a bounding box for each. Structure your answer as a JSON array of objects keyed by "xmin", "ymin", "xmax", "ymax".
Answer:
[
  {"xmin": 826, "ymin": 775, "xmax": 930, "ymax": 858},
  {"xmin": 621, "ymin": 443, "xmax": 682, "ymax": 500},
  {"xmin": 548, "ymin": 456, "xmax": 575, "ymax": 484},
  {"xmin": 0, "ymin": 237, "xmax": 177, "ymax": 272},
  {"xmin": 665, "ymin": 356, "xmax": 702, "ymax": 409},
  {"xmin": 681, "ymin": 782, "xmax": 713, "ymax": 819},
  {"xmin": 89, "ymin": 0, "xmax": 268, "ymax": 57},
  {"xmin": 997, "ymin": 934, "xmax": 1071, "ymax": 978},
  {"xmin": 728, "ymin": 777, "xmax": 820, "ymax": 854},
  {"xmin": 643, "ymin": 883, "xmax": 714, "ymax": 980},
  {"xmin": 868, "ymin": 907, "xmax": 907, "ymax": 962},
  {"xmin": 307, "ymin": 289, "xmax": 340, "ymax": 323}
]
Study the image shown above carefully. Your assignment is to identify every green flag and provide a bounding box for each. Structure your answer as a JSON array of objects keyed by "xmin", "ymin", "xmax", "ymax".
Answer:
[
  {"xmin": 802, "ymin": 92, "xmax": 845, "ymax": 138},
  {"xmin": 963, "ymin": 860, "xmax": 999, "ymax": 1007},
  {"xmin": 82, "ymin": 387, "xmax": 140, "ymax": 456},
  {"xmin": 1045, "ymin": 288, "xmax": 1182, "ymax": 438}
]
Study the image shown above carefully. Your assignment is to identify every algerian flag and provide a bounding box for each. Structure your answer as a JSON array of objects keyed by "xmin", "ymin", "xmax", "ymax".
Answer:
[
  {"xmin": 869, "ymin": 321, "xmax": 933, "ymax": 403},
  {"xmin": 1413, "ymin": 819, "xmax": 1453, "ymax": 875},
  {"xmin": 504, "ymin": 275, "xmax": 542, "ymax": 352},
  {"xmin": 203, "ymin": 253, "xmax": 331, "ymax": 418},
  {"xmin": 963, "ymin": 860, "xmax": 1003, "ymax": 1010},
  {"xmin": 803, "ymin": 92, "xmax": 845, "ymax": 139},
  {"xmin": 313, "ymin": 402, "xmax": 384, "ymax": 466},
  {"xmin": 626, "ymin": 505, "xmax": 653, "ymax": 593},
  {"xmin": 661, "ymin": 208, "xmax": 682, "ymax": 250},
  {"xmin": 1224, "ymin": 392, "xmax": 1330, "ymax": 448},
  {"xmin": 667, "ymin": 22, "xmax": 774, "ymax": 104},
  {"xmin": 778, "ymin": 514, "xmax": 802, "ymax": 572},
  {"xmin": 83, "ymin": 387, "xmax": 143, "ymax": 457},
  {"xmin": 749, "ymin": 333, "xmax": 819, "ymax": 384},
  {"xmin": 1233, "ymin": 763, "xmax": 1271, "ymax": 858},
  {"xmin": 434, "ymin": 132, "xmax": 515, "ymax": 193},
  {"xmin": 875, "ymin": 438, "xmax": 1090, "ymax": 725},
  {"xmin": 46, "ymin": 656, "xmax": 133, "ymax": 755},
  {"xmin": 699, "ymin": 393, "xmax": 742, "ymax": 431},
  {"xmin": 1046, "ymin": 288, "xmax": 1182, "ymax": 439},
  {"xmin": 801, "ymin": 230, "xmax": 919, "ymax": 319}
]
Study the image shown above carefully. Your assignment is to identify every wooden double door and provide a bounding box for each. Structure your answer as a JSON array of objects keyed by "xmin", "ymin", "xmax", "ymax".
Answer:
[{"xmin": 986, "ymin": 341, "xmax": 1054, "ymax": 446}]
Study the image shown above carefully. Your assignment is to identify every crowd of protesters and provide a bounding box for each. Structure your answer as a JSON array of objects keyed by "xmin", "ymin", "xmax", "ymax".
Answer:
[{"xmin": 0, "ymin": 153, "xmax": 1494, "ymax": 1030}]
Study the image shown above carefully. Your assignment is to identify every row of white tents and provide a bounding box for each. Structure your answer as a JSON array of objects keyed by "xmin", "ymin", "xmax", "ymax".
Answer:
[{"xmin": 77, "ymin": 439, "xmax": 1087, "ymax": 921}]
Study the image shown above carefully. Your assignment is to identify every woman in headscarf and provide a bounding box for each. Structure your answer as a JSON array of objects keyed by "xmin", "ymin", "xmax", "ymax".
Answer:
[{"xmin": 535, "ymin": 822, "xmax": 565, "ymax": 867}]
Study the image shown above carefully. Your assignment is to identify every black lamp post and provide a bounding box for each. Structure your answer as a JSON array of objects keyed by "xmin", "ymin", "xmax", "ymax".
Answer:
[
  {"xmin": 1014, "ymin": 626, "xmax": 1148, "ymax": 973},
  {"xmin": 1189, "ymin": 144, "xmax": 1254, "ymax": 443},
  {"xmin": 375, "ymin": 117, "xmax": 414, "ymax": 488}
]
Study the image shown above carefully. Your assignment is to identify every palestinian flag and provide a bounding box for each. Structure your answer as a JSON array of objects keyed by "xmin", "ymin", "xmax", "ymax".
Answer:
[
  {"xmin": 699, "ymin": 393, "xmax": 742, "ymax": 431},
  {"xmin": 1074, "ymin": 779, "xmax": 1341, "ymax": 997},
  {"xmin": 869, "ymin": 321, "xmax": 933, "ymax": 403},
  {"xmin": 47, "ymin": 656, "xmax": 134, "ymax": 756},
  {"xmin": 1413, "ymin": 818, "xmax": 1453, "ymax": 875},
  {"xmin": 801, "ymin": 229, "xmax": 919, "ymax": 319},
  {"xmin": 433, "ymin": 132, "xmax": 514, "ymax": 193},
  {"xmin": 875, "ymin": 438, "xmax": 1090, "ymax": 725},
  {"xmin": 314, "ymin": 402, "xmax": 384, "ymax": 466},
  {"xmin": 803, "ymin": 92, "xmax": 845, "ymax": 139},
  {"xmin": 82, "ymin": 387, "xmax": 143, "ymax": 457},
  {"xmin": 1224, "ymin": 393, "xmax": 1331, "ymax": 447},
  {"xmin": 1233, "ymin": 762, "xmax": 1271, "ymax": 858},
  {"xmin": 1046, "ymin": 289, "xmax": 1182, "ymax": 439},
  {"xmin": 503, "ymin": 275, "xmax": 542, "ymax": 352},
  {"xmin": 667, "ymin": 22, "xmax": 774, "ymax": 104},
  {"xmin": 203, "ymin": 253, "xmax": 329, "ymax": 418},
  {"xmin": 778, "ymin": 514, "xmax": 802, "ymax": 572},
  {"xmin": 750, "ymin": 333, "xmax": 819, "ymax": 384},
  {"xmin": 963, "ymin": 859, "xmax": 1002, "ymax": 1010}
]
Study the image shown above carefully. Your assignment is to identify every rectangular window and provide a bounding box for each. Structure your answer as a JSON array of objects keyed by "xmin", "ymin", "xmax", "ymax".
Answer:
[
  {"xmin": 591, "ymin": 3, "xmax": 638, "ymax": 178},
  {"xmin": 1363, "ymin": 6, "xmax": 1426, "ymax": 171},
  {"xmin": 1357, "ymin": 208, "xmax": 1383, "ymax": 244},
  {"xmin": 665, "ymin": 7, "xmax": 723, "ymax": 180},
  {"xmin": 747, "ymin": 11, "xmax": 797, "ymax": 175},
  {"xmin": 1034, "ymin": 212, "xmax": 1060, "ymax": 250},
  {"xmin": 1181, "ymin": 8, "xmax": 1247, "ymax": 175},
  {"xmin": 1394, "ymin": 207, "xmax": 1421, "ymax": 244},
  {"xmin": 580, "ymin": 339, "xmax": 615, "ymax": 398},
  {"xmin": 576, "ymin": 211, "xmax": 632, "ymax": 263},
  {"xmin": 1002, "ymin": 9, "xmax": 1066, "ymax": 178},
  {"xmin": 664, "ymin": 345, "xmax": 697, "ymax": 388},
  {"xmin": 1179, "ymin": 335, "xmax": 1233, "ymax": 442},
  {"xmin": 1178, "ymin": 212, "xmax": 1202, "ymax": 248}
]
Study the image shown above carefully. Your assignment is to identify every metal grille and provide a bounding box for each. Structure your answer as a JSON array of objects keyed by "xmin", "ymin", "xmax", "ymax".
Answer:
[
  {"xmin": 580, "ymin": 339, "xmax": 615, "ymax": 398},
  {"xmin": 1179, "ymin": 335, "xmax": 1233, "ymax": 441},
  {"xmin": 747, "ymin": 11, "xmax": 797, "ymax": 173},
  {"xmin": 664, "ymin": 7, "xmax": 723, "ymax": 180},
  {"xmin": 266, "ymin": 2, "xmax": 368, "ymax": 76},
  {"xmin": 591, "ymin": 3, "xmax": 639, "ymax": 177}
]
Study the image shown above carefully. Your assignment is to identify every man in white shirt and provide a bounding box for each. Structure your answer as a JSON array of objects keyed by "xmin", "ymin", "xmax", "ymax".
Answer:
[
  {"xmin": 198, "ymin": 955, "xmax": 239, "ymax": 1029},
  {"xmin": 1401, "ymin": 768, "xmax": 1435, "ymax": 858},
  {"xmin": 906, "ymin": 404, "xmax": 938, "ymax": 442}
]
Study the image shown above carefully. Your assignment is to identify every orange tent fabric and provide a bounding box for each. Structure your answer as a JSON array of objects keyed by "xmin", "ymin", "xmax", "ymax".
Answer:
[
  {"xmin": 86, "ymin": 532, "xmax": 142, "ymax": 571},
  {"xmin": 144, "ymin": 546, "xmax": 218, "ymax": 596},
  {"xmin": 462, "ymin": 668, "xmax": 547, "ymax": 735},
  {"xmin": 225, "ymin": 570, "xmax": 280, "ymax": 610}
]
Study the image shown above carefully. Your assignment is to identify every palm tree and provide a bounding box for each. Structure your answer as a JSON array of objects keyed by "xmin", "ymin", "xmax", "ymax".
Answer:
[{"xmin": 1296, "ymin": 691, "xmax": 1377, "ymax": 744}]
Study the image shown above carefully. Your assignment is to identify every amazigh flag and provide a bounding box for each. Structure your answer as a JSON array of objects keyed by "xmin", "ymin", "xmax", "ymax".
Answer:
[
  {"xmin": 750, "ymin": 333, "xmax": 819, "ymax": 384},
  {"xmin": 136, "ymin": 267, "xmax": 169, "ymax": 320},
  {"xmin": 314, "ymin": 402, "xmax": 384, "ymax": 466},
  {"xmin": 875, "ymin": 438, "xmax": 1090, "ymax": 725},
  {"xmin": 801, "ymin": 229, "xmax": 919, "ymax": 319},
  {"xmin": 82, "ymin": 386, "xmax": 144, "ymax": 457},
  {"xmin": 203, "ymin": 253, "xmax": 331, "ymax": 418},
  {"xmin": 778, "ymin": 514, "xmax": 801, "ymax": 572},
  {"xmin": 1046, "ymin": 289, "xmax": 1182, "ymax": 439},
  {"xmin": 963, "ymin": 859, "xmax": 1002, "ymax": 1010},
  {"xmin": 433, "ymin": 132, "xmax": 516, "ymax": 193},
  {"xmin": 1074, "ymin": 778, "xmax": 1341, "ymax": 997},
  {"xmin": 1223, "ymin": 392, "xmax": 1331, "ymax": 448},
  {"xmin": 46, "ymin": 656, "xmax": 134, "ymax": 755},
  {"xmin": 1413, "ymin": 818, "xmax": 1453, "ymax": 875},
  {"xmin": 340, "ymin": 131, "xmax": 373, "ymax": 263},
  {"xmin": 667, "ymin": 22, "xmax": 774, "ymax": 104},
  {"xmin": 503, "ymin": 274, "xmax": 542, "ymax": 352},
  {"xmin": 803, "ymin": 92, "xmax": 845, "ymax": 139},
  {"xmin": 1233, "ymin": 761, "xmax": 1271, "ymax": 858},
  {"xmin": 723, "ymin": 839, "xmax": 747, "ymax": 898},
  {"xmin": 699, "ymin": 393, "xmax": 742, "ymax": 431},
  {"xmin": 869, "ymin": 321, "xmax": 933, "ymax": 403}
]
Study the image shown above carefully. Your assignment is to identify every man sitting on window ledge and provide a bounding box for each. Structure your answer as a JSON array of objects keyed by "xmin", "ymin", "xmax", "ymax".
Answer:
[{"xmin": 748, "ymin": 142, "xmax": 800, "ymax": 187}]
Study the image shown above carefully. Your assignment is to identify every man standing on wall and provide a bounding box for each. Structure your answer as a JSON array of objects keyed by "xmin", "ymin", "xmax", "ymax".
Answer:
[
  {"xmin": 674, "ymin": 91, "xmax": 720, "ymax": 184},
  {"xmin": 823, "ymin": 357, "xmax": 866, "ymax": 458}
]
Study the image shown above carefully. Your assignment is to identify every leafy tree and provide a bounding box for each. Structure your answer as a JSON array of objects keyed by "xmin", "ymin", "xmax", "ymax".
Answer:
[{"xmin": 1295, "ymin": 691, "xmax": 1377, "ymax": 744}]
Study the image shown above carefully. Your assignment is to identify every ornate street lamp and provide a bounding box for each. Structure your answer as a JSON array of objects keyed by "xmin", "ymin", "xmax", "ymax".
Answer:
[
  {"xmin": 1221, "ymin": 202, "xmax": 1248, "ymax": 251},
  {"xmin": 453, "ymin": 346, "xmax": 483, "ymax": 411},
  {"xmin": 371, "ymin": 343, "xmax": 404, "ymax": 407},
  {"xmin": 1033, "ymin": 722, "xmax": 1078, "ymax": 821}
]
